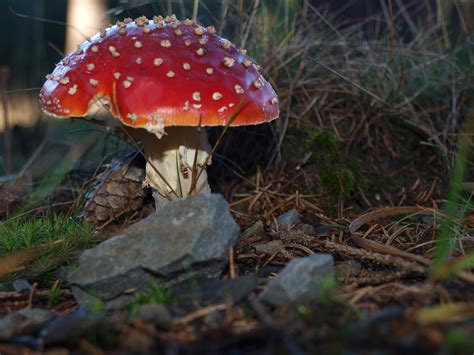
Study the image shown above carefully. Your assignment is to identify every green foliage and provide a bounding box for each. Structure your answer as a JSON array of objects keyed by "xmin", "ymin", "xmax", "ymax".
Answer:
[
  {"xmin": 304, "ymin": 130, "xmax": 356, "ymax": 198},
  {"xmin": 0, "ymin": 214, "xmax": 94, "ymax": 282},
  {"xmin": 47, "ymin": 286, "xmax": 63, "ymax": 307},
  {"xmin": 442, "ymin": 328, "xmax": 474, "ymax": 354},
  {"xmin": 430, "ymin": 112, "xmax": 474, "ymax": 280},
  {"xmin": 319, "ymin": 274, "xmax": 338, "ymax": 300},
  {"xmin": 0, "ymin": 214, "xmax": 93, "ymax": 256},
  {"xmin": 89, "ymin": 296, "xmax": 105, "ymax": 316},
  {"xmin": 128, "ymin": 282, "xmax": 176, "ymax": 315}
]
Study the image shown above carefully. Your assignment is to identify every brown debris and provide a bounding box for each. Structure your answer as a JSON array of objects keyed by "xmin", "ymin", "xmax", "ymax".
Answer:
[{"xmin": 82, "ymin": 158, "xmax": 151, "ymax": 229}]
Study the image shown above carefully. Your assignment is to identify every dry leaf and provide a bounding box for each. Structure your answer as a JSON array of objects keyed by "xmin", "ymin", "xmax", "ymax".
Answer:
[{"xmin": 417, "ymin": 303, "xmax": 474, "ymax": 325}]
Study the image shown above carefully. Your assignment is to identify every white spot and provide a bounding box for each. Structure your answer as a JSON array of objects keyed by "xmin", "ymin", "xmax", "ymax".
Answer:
[
  {"xmin": 223, "ymin": 57, "xmax": 235, "ymax": 68},
  {"xmin": 199, "ymin": 38, "xmax": 208, "ymax": 45},
  {"xmin": 123, "ymin": 80, "xmax": 132, "ymax": 88},
  {"xmin": 229, "ymin": 103, "xmax": 235, "ymax": 108},
  {"xmin": 146, "ymin": 114, "xmax": 166, "ymax": 138},
  {"xmin": 184, "ymin": 19, "xmax": 193, "ymax": 26},
  {"xmin": 194, "ymin": 27, "xmax": 204, "ymax": 36},
  {"xmin": 207, "ymin": 26, "xmax": 216, "ymax": 34},
  {"xmin": 119, "ymin": 27, "xmax": 127, "ymax": 35},
  {"xmin": 143, "ymin": 27, "xmax": 151, "ymax": 34},
  {"xmin": 59, "ymin": 77, "xmax": 70, "ymax": 85},
  {"xmin": 183, "ymin": 63, "xmax": 191, "ymax": 70},
  {"xmin": 183, "ymin": 101, "xmax": 190, "ymax": 111},
  {"xmin": 243, "ymin": 59, "xmax": 252, "ymax": 68},
  {"xmin": 89, "ymin": 78, "xmax": 98, "ymax": 87},
  {"xmin": 218, "ymin": 106, "xmax": 228, "ymax": 113},
  {"xmin": 153, "ymin": 58, "xmax": 164, "ymax": 67},
  {"xmin": 192, "ymin": 92, "xmax": 201, "ymax": 101},
  {"xmin": 206, "ymin": 68, "xmax": 214, "ymax": 75},
  {"xmin": 68, "ymin": 84, "xmax": 78, "ymax": 96},
  {"xmin": 234, "ymin": 84, "xmax": 244, "ymax": 94},
  {"xmin": 253, "ymin": 78, "xmax": 263, "ymax": 89},
  {"xmin": 185, "ymin": 39, "xmax": 192, "ymax": 46},
  {"xmin": 166, "ymin": 71, "xmax": 175, "ymax": 78},
  {"xmin": 271, "ymin": 97, "xmax": 278, "ymax": 104},
  {"xmin": 221, "ymin": 39, "xmax": 231, "ymax": 49},
  {"xmin": 127, "ymin": 113, "xmax": 138, "ymax": 122},
  {"xmin": 160, "ymin": 40, "xmax": 171, "ymax": 48},
  {"xmin": 113, "ymin": 72, "xmax": 121, "ymax": 79},
  {"xmin": 240, "ymin": 49, "xmax": 248, "ymax": 55},
  {"xmin": 193, "ymin": 104, "xmax": 202, "ymax": 109},
  {"xmin": 134, "ymin": 40, "xmax": 143, "ymax": 48},
  {"xmin": 175, "ymin": 29, "xmax": 183, "ymax": 36},
  {"xmin": 212, "ymin": 92, "xmax": 223, "ymax": 100},
  {"xmin": 86, "ymin": 63, "xmax": 95, "ymax": 71},
  {"xmin": 136, "ymin": 57, "xmax": 142, "ymax": 64},
  {"xmin": 109, "ymin": 46, "xmax": 120, "ymax": 57},
  {"xmin": 91, "ymin": 45, "xmax": 99, "ymax": 53},
  {"xmin": 196, "ymin": 48, "xmax": 205, "ymax": 56},
  {"xmin": 135, "ymin": 16, "xmax": 147, "ymax": 26}
]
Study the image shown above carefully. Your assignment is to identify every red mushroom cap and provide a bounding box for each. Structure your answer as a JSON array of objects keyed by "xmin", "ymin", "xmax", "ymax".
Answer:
[{"xmin": 39, "ymin": 15, "xmax": 279, "ymax": 128}]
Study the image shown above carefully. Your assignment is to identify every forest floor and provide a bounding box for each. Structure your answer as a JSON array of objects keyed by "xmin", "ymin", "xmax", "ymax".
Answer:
[{"xmin": 0, "ymin": 114, "xmax": 472, "ymax": 354}]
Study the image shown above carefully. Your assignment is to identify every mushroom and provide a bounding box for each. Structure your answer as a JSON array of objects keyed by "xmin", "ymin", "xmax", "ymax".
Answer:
[{"xmin": 39, "ymin": 15, "xmax": 279, "ymax": 208}]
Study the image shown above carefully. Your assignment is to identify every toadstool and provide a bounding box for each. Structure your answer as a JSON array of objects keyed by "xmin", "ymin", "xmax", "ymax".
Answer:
[{"xmin": 39, "ymin": 15, "xmax": 279, "ymax": 208}]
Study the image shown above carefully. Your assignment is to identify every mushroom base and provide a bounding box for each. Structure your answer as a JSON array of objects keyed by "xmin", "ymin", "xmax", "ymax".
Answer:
[{"xmin": 137, "ymin": 126, "xmax": 212, "ymax": 209}]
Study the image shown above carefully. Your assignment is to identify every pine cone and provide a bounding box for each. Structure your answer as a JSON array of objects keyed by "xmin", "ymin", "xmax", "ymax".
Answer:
[{"xmin": 82, "ymin": 157, "xmax": 150, "ymax": 227}]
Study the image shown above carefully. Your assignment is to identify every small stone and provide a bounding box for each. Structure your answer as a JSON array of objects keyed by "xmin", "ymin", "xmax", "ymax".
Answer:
[
  {"xmin": 120, "ymin": 327, "xmax": 155, "ymax": 353},
  {"xmin": 259, "ymin": 254, "xmax": 335, "ymax": 306},
  {"xmin": 0, "ymin": 308, "xmax": 53, "ymax": 340},
  {"xmin": 271, "ymin": 209, "xmax": 301, "ymax": 230},
  {"xmin": 13, "ymin": 278, "xmax": 32, "ymax": 292},
  {"xmin": 41, "ymin": 309, "xmax": 105, "ymax": 346}
]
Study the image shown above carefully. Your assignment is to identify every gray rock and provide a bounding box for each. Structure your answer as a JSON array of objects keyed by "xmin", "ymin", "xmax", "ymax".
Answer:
[
  {"xmin": 69, "ymin": 194, "xmax": 240, "ymax": 309},
  {"xmin": 259, "ymin": 254, "xmax": 334, "ymax": 306},
  {"xmin": 0, "ymin": 308, "xmax": 53, "ymax": 340},
  {"xmin": 174, "ymin": 274, "xmax": 258, "ymax": 306},
  {"xmin": 41, "ymin": 309, "xmax": 105, "ymax": 346},
  {"xmin": 13, "ymin": 279, "xmax": 32, "ymax": 292},
  {"xmin": 270, "ymin": 209, "xmax": 301, "ymax": 231}
]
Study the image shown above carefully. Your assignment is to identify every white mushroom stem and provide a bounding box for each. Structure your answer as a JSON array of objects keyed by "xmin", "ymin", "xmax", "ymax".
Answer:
[{"xmin": 136, "ymin": 126, "xmax": 212, "ymax": 209}]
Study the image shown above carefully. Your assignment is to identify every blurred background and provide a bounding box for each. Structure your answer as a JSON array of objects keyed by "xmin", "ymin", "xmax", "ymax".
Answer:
[{"xmin": 0, "ymin": 0, "xmax": 472, "ymax": 180}]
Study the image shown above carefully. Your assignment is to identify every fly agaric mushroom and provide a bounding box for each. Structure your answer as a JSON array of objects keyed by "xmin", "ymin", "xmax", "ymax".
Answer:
[{"xmin": 39, "ymin": 15, "xmax": 279, "ymax": 208}]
